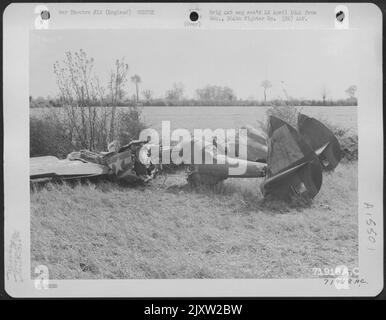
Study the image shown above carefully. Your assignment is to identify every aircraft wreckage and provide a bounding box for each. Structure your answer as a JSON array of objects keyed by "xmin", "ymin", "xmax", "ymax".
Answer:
[{"xmin": 30, "ymin": 113, "xmax": 341, "ymax": 199}]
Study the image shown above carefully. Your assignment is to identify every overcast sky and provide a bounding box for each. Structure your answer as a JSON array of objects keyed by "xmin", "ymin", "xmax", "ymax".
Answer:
[{"xmin": 30, "ymin": 29, "xmax": 359, "ymax": 100}]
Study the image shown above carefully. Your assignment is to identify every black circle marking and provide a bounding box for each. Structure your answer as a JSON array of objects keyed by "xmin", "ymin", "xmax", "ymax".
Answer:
[
  {"xmin": 189, "ymin": 11, "xmax": 199, "ymax": 22},
  {"xmin": 41, "ymin": 10, "xmax": 50, "ymax": 20}
]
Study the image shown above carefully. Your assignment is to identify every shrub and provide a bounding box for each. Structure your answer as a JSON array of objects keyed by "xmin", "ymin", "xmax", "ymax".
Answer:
[
  {"xmin": 30, "ymin": 115, "xmax": 74, "ymax": 158},
  {"xmin": 116, "ymin": 107, "xmax": 147, "ymax": 145},
  {"xmin": 324, "ymin": 124, "xmax": 358, "ymax": 162},
  {"xmin": 30, "ymin": 107, "xmax": 147, "ymax": 158},
  {"xmin": 266, "ymin": 105, "xmax": 299, "ymax": 128}
]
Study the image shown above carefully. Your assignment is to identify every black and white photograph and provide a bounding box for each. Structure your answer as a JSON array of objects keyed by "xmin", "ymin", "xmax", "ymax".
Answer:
[
  {"xmin": 3, "ymin": 3, "xmax": 383, "ymax": 298},
  {"xmin": 29, "ymin": 27, "xmax": 359, "ymax": 280}
]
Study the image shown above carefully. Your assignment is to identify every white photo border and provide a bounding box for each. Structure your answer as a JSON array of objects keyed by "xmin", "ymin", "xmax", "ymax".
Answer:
[{"xmin": 3, "ymin": 2, "xmax": 383, "ymax": 297}]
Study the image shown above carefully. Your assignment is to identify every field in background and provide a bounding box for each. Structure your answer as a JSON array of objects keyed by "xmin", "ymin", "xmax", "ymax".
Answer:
[
  {"xmin": 31, "ymin": 162, "xmax": 358, "ymax": 279},
  {"xmin": 141, "ymin": 105, "xmax": 357, "ymax": 133},
  {"xmin": 31, "ymin": 105, "xmax": 357, "ymax": 133}
]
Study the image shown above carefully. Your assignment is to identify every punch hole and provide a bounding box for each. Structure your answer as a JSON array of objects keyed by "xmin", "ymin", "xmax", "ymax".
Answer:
[
  {"xmin": 336, "ymin": 11, "xmax": 345, "ymax": 23},
  {"xmin": 334, "ymin": 5, "xmax": 349, "ymax": 29},
  {"xmin": 41, "ymin": 10, "xmax": 50, "ymax": 20},
  {"xmin": 189, "ymin": 11, "xmax": 199, "ymax": 22}
]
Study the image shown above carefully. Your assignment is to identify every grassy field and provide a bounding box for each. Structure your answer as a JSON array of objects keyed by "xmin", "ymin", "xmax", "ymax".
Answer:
[{"xmin": 31, "ymin": 162, "xmax": 358, "ymax": 279}]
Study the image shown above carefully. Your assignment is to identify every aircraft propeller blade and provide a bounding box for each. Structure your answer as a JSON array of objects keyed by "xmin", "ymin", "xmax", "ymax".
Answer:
[
  {"xmin": 297, "ymin": 113, "xmax": 341, "ymax": 171},
  {"xmin": 261, "ymin": 116, "xmax": 323, "ymax": 199}
]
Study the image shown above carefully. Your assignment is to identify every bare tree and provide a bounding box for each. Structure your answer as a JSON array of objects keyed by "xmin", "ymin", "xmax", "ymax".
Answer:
[
  {"xmin": 322, "ymin": 86, "xmax": 328, "ymax": 105},
  {"xmin": 131, "ymin": 74, "xmax": 141, "ymax": 103},
  {"xmin": 108, "ymin": 59, "xmax": 129, "ymax": 142},
  {"xmin": 53, "ymin": 50, "xmax": 129, "ymax": 150},
  {"xmin": 142, "ymin": 89, "xmax": 153, "ymax": 102},
  {"xmin": 345, "ymin": 85, "xmax": 357, "ymax": 99},
  {"xmin": 261, "ymin": 80, "xmax": 272, "ymax": 103},
  {"xmin": 54, "ymin": 50, "xmax": 102, "ymax": 149},
  {"xmin": 195, "ymin": 85, "xmax": 236, "ymax": 101},
  {"xmin": 165, "ymin": 82, "xmax": 184, "ymax": 101}
]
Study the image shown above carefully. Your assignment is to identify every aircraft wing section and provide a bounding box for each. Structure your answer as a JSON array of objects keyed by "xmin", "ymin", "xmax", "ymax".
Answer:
[
  {"xmin": 30, "ymin": 156, "xmax": 110, "ymax": 180},
  {"xmin": 30, "ymin": 156, "xmax": 60, "ymax": 167}
]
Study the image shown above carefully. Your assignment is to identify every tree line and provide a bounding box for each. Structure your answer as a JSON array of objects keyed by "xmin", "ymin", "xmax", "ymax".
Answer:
[
  {"xmin": 30, "ymin": 92, "xmax": 358, "ymax": 108},
  {"xmin": 30, "ymin": 49, "xmax": 358, "ymax": 109}
]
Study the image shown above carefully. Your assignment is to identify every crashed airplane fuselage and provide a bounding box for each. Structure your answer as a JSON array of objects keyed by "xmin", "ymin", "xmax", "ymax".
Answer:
[{"xmin": 30, "ymin": 113, "xmax": 341, "ymax": 200}]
